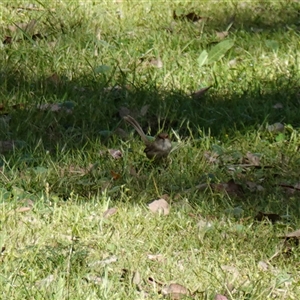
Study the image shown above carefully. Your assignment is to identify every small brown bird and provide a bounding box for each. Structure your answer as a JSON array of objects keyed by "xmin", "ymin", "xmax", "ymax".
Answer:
[{"xmin": 123, "ymin": 115, "xmax": 172, "ymax": 160}]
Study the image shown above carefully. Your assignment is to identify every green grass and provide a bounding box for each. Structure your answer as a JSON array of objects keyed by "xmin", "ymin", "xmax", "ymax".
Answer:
[{"xmin": 1, "ymin": 0, "xmax": 300, "ymax": 299}]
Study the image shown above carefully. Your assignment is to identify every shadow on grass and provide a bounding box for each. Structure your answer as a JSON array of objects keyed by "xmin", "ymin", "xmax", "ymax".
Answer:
[{"xmin": 1, "ymin": 1, "xmax": 300, "ymax": 213}]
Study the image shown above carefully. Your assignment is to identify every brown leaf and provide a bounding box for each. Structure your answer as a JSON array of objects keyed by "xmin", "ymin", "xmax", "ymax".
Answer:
[
  {"xmin": 108, "ymin": 149, "xmax": 123, "ymax": 159},
  {"xmin": 191, "ymin": 86, "xmax": 212, "ymax": 99},
  {"xmin": 148, "ymin": 199, "xmax": 169, "ymax": 215},
  {"xmin": 161, "ymin": 283, "xmax": 189, "ymax": 300},
  {"xmin": 110, "ymin": 170, "xmax": 121, "ymax": 180},
  {"xmin": 254, "ymin": 211, "xmax": 281, "ymax": 223},
  {"xmin": 103, "ymin": 207, "xmax": 118, "ymax": 218}
]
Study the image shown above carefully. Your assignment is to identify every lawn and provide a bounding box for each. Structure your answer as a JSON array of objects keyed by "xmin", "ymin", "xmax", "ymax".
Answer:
[{"xmin": 1, "ymin": 0, "xmax": 300, "ymax": 299}]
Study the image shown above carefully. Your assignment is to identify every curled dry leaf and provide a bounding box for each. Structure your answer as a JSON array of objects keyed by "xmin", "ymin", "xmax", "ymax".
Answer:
[
  {"xmin": 110, "ymin": 170, "xmax": 121, "ymax": 180},
  {"xmin": 103, "ymin": 207, "xmax": 118, "ymax": 218},
  {"xmin": 161, "ymin": 283, "xmax": 189, "ymax": 300},
  {"xmin": 108, "ymin": 149, "xmax": 123, "ymax": 159},
  {"xmin": 147, "ymin": 254, "xmax": 165, "ymax": 262},
  {"xmin": 148, "ymin": 199, "xmax": 169, "ymax": 216}
]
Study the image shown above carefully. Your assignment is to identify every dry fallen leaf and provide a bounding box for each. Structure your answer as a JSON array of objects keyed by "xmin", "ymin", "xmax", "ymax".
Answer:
[
  {"xmin": 110, "ymin": 170, "xmax": 121, "ymax": 180},
  {"xmin": 103, "ymin": 207, "xmax": 118, "ymax": 218},
  {"xmin": 148, "ymin": 199, "xmax": 170, "ymax": 215},
  {"xmin": 108, "ymin": 149, "xmax": 123, "ymax": 159},
  {"xmin": 147, "ymin": 254, "xmax": 165, "ymax": 262},
  {"xmin": 161, "ymin": 283, "xmax": 189, "ymax": 300}
]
